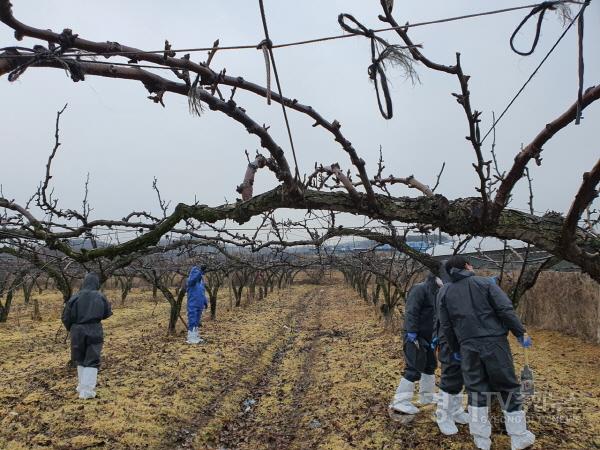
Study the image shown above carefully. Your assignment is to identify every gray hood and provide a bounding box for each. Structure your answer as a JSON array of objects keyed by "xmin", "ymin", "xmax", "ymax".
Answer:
[
  {"xmin": 82, "ymin": 272, "xmax": 100, "ymax": 291},
  {"xmin": 448, "ymin": 268, "xmax": 474, "ymax": 283}
]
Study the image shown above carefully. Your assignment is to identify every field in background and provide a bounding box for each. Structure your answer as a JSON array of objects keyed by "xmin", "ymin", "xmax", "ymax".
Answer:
[{"xmin": 1, "ymin": 281, "xmax": 599, "ymax": 449}]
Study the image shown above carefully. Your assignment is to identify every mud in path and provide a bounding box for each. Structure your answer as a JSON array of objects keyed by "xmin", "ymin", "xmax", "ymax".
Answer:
[{"xmin": 1, "ymin": 282, "xmax": 599, "ymax": 450}]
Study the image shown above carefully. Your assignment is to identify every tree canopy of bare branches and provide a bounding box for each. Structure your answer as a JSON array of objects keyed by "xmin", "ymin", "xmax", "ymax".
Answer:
[{"xmin": 1, "ymin": 0, "xmax": 599, "ymax": 282}]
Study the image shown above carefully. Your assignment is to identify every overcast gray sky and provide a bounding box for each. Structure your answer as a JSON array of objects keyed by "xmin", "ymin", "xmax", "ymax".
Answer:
[{"xmin": 1, "ymin": 1, "xmax": 598, "ymax": 237}]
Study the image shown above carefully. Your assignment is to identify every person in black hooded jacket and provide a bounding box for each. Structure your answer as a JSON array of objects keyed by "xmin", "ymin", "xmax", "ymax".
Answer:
[
  {"xmin": 62, "ymin": 272, "xmax": 112, "ymax": 399},
  {"xmin": 437, "ymin": 256, "xmax": 535, "ymax": 450},
  {"xmin": 389, "ymin": 273, "xmax": 439, "ymax": 416}
]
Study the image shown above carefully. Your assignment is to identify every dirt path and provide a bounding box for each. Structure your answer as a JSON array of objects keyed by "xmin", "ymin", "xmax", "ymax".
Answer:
[
  {"xmin": 209, "ymin": 289, "xmax": 324, "ymax": 449},
  {"xmin": 173, "ymin": 288, "xmax": 319, "ymax": 449},
  {"xmin": 1, "ymin": 283, "xmax": 599, "ymax": 449}
]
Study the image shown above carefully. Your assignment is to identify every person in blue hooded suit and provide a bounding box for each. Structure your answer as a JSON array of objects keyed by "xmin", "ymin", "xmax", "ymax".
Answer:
[{"xmin": 186, "ymin": 266, "xmax": 208, "ymax": 344}]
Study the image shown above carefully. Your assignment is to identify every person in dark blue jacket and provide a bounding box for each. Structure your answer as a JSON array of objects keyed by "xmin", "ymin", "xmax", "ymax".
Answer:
[
  {"xmin": 389, "ymin": 273, "xmax": 440, "ymax": 416},
  {"xmin": 186, "ymin": 266, "xmax": 208, "ymax": 344}
]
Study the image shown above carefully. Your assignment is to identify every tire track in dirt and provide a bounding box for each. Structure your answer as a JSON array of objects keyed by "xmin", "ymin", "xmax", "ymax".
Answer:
[
  {"xmin": 270, "ymin": 295, "xmax": 324, "ymax": 448},
  {"xmin": 171, "ymin": 287, "xmax": 318, "ymax": 449},
  {"xmin": 215, "ymin": 288, "xmax": 326, "ymax": 450}
]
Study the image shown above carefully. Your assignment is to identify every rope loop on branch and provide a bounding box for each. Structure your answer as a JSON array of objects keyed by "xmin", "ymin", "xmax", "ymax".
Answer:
[
  {"xmin": 575, "ymin": 0, "xmax": 590, "ymax": 125},
  {"xmin": 368, "ymin": 50, "xmax": 393, "ymax": 120},
  {"xmin": 510, "ymin": 1, "xmax": 561, "ymax": 56},
  {"xmin": 257, "ymin": 39, "xmax": 273, "ymax": 105},
  {"xmin": 338, "ymin": 13, "xmax": 395, "ymax": 119},
  {"xmin": 338, "ymin": 13, "xmax": 376, "ymax": 39}
]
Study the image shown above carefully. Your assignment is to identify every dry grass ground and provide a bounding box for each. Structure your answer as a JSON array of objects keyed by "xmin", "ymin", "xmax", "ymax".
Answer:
[{"xmin": 0, "ymin": 282, "xmax": 599, "ymax": 449}]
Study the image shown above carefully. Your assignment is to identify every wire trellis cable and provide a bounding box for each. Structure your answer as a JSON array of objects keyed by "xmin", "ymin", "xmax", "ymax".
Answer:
[
  {"xmin": 0, "ymin": 1, "xmax": 583, "ymax": 60},
  {"xmin": 480, "ymin": 4, "xmax": 583, "ymax": 144}
]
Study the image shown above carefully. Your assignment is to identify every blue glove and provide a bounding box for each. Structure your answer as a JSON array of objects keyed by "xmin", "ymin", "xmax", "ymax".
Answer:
[
  {"xmin": 406, "ymin": 332, "xmax": 418, "ymax": 343},
  {"xmin": 430, "ymin": 336, "xmax": 439, "ymax": 350},
  {"xmin": 518, "ymin": 334, "xmax": 532, "ymax": 348},
  {"xmin": 451, "ymin": 352, "xmax": 462, "ymax": 362}
]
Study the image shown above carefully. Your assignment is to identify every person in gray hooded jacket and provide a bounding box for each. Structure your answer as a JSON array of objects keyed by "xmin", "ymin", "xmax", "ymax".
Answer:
[
  {"xmin": 432, "ymin": 264, "xmax": 470, "ymax": 436},
  {"xmin": 438, "ymin": 256, "xmax": 535, "ymax": 450},
  {"xmin": 62, "ymin": 272, "xmax": 112, "ymax": 399},
  {"xmin": 389, "ymin": 273, "xmax": 439, "ymax": 416}
]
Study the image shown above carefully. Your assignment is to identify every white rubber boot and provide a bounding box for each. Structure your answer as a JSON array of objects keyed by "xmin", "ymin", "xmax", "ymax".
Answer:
[
  {"xmin": 468, "ymin": 405, "xmax": 492, "ymax": 450},
  {"xmin": 186, "ymin": 328, "xmax": 200, "ymax": 344},
  {"xmin": 450, "ymin": 393, "xmax": 469, "ymax": 424},
  {"xmin": 435, "ymin": 390, "xmax": 458, "ymax": 435},
  {"xmin": 504, "ymin": 410, "xmax": 536, "ymax": 450},
  {"xmin": 389, "ymin": 378, "xmax": 419, "ymax": 415},
  {"xmin": 79, "ymin": 367, "xmax": 98, "ymax": 399},
  {"xmin": 76, "ymin": 365, "xmax": 83, "ymax": 393},
  {"xmin": 418, "ymin": 373, "xmax": 436, "ymax": 404}
]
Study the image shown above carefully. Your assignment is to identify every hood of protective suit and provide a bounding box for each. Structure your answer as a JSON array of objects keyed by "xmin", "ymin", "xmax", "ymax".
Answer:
[
  {"xmin": 425, "ymin": 273, "xmax": 441, "ymax": 289},
  {"xmin": 438, "ymin": 262, "xmax": 452, "ymax": 284},
  {"xmin": 448, "ymin": 268, "xmax": 474, "ymax": 282},
  {"xmin": 82, "ymin": 272, "xmax": 100, "ymax": 291},
  {"xmin": 187, "ymin": 266, "xmax": 208, "ymax": 310},
  {"xmin": 187, "ymin": 266, "xmax": 204, "ymax": 289}
]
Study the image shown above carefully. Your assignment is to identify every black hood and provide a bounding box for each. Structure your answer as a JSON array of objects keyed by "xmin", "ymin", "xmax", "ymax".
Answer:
[
  {"xmin": 82, "ymin": 272, "xmax": 100, "ymax": 291},
  {"xmin": 448, "ymin": 268, "xmax": 474, "ymax": 282}
]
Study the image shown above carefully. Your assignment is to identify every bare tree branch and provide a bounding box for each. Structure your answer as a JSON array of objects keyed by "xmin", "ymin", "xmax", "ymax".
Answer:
[
  {"xmin": 494, "ymin": 85, "xmax": 600, "ymax": 214},
  {"xmin": 562, "ymin": 158, "xmax": 600, "ymax": 244}
]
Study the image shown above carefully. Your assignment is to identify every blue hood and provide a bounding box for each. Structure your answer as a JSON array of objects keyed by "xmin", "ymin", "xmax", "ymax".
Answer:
[
  {"xmin": 187, "ymin": 266, "xmax": 204, "ymax": 289},
  {"xmin": 187, "ymin": 266, "xmax": 208, "ymax": 310}
]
